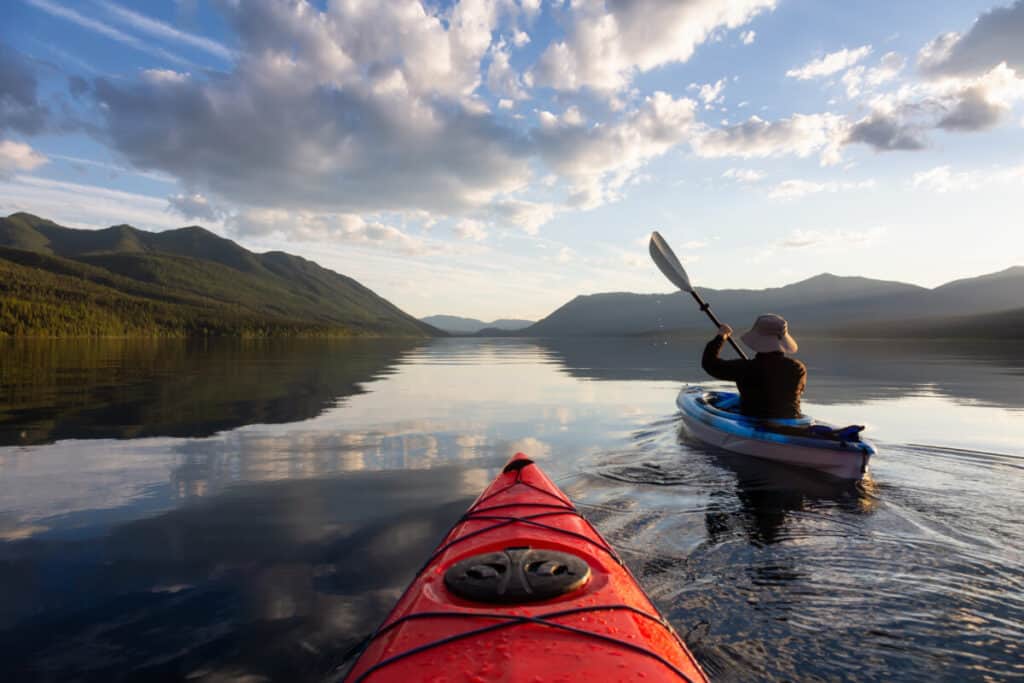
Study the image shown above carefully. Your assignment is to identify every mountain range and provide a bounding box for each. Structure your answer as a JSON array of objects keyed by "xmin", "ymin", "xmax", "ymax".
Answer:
[
  {"xmin": 525, "ymin": 269, "xmax": 1024, "ymax": 338},
  {"xmin": 420, "ymin": 315, "xmax": 534, "ymax": 334},
  {"xmin": 0, "ymin": 213, "xmax": 438, "ymax": 337},
  {"xmin": 4, "ymin": 211, "xmax": 1020, "ymax": 340}
]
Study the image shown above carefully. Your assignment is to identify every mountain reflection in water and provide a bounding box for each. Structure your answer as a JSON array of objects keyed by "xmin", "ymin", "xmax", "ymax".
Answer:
[
  {"xmin": 0, "ymin": 338, "xmax": 422, "ymax": 446},
  {"xmin": 0, "ymin": 337, "xmax": 1021, "ymax": 681}
]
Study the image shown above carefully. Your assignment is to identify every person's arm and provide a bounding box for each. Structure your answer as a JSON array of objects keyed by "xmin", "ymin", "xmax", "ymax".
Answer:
[{"xmin": 701, "ymin": 325, "xmax": 747, "ymax": 382}]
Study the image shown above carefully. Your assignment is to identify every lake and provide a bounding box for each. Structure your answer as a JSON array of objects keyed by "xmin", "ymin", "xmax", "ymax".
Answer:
[{"xmin": 1, "ymin": 337, "xmax": 1022, "ymax": 682}]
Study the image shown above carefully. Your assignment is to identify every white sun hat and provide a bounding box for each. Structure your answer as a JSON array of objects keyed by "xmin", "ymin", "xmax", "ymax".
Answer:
[{"xmin": 740, "ymin": 313, "xmax": 798, "ymax": 354}]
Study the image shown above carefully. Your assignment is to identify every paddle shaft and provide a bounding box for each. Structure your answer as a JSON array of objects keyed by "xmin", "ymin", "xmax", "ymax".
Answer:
[{"xmin": 687, "ymin": 290, "xmax": 749, "ymax": 360}]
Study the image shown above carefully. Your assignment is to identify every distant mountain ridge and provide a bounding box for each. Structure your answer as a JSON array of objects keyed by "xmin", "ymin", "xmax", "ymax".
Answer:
[
  {"xmin": 526, "ymin": 269, "xmax": 1024, "ymax": 338},
  {"xmin": 0, "ymin": 212, "xmax": 439, "ymax": 337},
  {"xmin": 421, "ymin": 314, "xmax": 534, "ymax": 334}
]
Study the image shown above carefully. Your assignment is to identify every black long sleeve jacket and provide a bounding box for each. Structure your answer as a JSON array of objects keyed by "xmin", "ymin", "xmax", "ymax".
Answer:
[{"xmin": 701, "ymin": 335, "xmax": 807, "ymax": 419}]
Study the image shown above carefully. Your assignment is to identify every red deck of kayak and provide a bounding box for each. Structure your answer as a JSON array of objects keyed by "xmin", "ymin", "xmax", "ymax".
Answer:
[{"xmin": 343, "ymin": 453, "xmax": 707, "ymax": 682}]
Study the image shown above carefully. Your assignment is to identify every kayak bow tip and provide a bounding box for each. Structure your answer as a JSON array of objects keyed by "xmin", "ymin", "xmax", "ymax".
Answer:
[{"xmin": 503, "ymin": 451, "xmax": 535, "ymax": 472}]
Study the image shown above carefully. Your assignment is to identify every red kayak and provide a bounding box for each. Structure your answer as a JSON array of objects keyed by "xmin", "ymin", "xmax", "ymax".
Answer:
[{"xmin": 343, "ymin": 453, "xmax": 708, "ymax": 682}]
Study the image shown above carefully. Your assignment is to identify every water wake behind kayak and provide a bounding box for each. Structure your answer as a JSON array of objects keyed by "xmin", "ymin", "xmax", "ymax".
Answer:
[{"xmin": 569, "ymin": 416, "xmax": 1024, "ymax": 682}]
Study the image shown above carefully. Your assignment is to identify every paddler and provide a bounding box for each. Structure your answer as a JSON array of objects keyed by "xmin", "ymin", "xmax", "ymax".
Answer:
[{"xmin": 701, "ymin": 313, "xmax": 806, "ymax": 419}]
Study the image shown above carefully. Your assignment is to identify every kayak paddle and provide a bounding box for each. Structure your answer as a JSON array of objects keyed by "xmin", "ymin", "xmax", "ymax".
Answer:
[{"xmin": 648, "ymin": 230, "xmax": 749, "ymax": 360}]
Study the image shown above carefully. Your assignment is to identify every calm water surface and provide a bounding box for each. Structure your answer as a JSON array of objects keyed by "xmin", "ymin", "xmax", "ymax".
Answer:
[{"xmin": 0, "ymin": 337, "xmax": 1022, "ymax": 682}]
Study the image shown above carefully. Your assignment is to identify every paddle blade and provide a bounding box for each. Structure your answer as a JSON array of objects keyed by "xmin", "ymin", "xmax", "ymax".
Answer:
[{"xmin": 649, "ymin": 231, "xmax": 693, "ymax": 292}]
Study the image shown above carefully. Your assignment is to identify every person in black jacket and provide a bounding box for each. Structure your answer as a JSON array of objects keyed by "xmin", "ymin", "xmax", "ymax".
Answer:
[{"xmin": 701, "ymin": 313, "xmax": 806, "ymax": 419}]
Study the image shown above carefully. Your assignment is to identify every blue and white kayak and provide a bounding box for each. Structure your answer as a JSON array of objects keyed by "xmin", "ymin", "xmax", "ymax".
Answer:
[{"xmin": 676, "ymin": 386, "xmax": 875, "ymax": 480}]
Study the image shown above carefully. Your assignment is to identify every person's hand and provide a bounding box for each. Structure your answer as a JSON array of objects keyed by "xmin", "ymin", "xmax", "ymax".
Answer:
[{"xmin": 718, "ymin": 324, "xmax": 733, "ymax": 339}]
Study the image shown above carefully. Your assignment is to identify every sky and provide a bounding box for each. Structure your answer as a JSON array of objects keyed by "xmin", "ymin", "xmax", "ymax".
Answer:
[{"xmin": 1, "ymin": 0, "xmax": 1023, "ymax": 320}]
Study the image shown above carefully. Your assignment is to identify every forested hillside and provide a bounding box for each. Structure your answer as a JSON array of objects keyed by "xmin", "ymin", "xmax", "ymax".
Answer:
[{"xmin": 0, "ymin": 213, "xmax": 438, "ymax": 338}]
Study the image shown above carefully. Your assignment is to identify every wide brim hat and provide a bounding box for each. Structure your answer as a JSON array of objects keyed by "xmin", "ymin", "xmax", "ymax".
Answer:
[{"xmin": 740, "ymin": 313, "xmax": 798, "ymax": 354}]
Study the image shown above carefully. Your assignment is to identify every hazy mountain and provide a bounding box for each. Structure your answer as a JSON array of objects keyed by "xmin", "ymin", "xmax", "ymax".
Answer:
[
  {"xmin": 839, "ymin": 305, "xmax": 1024, "ymax": 340},
  {"xmin": 526, "ymin": 269, "xmax": 1024, "ymax": 337},
  {"xmin": 421, "ymin": 314, "xmax": 534, "ymax": 334},
  {"xmin": 925, "ymin": 267, "xmax": 1024, "ymax": 316},
  {"xmin": 0, "ymin": 212, "xmax": 439, "ymax": 337}
]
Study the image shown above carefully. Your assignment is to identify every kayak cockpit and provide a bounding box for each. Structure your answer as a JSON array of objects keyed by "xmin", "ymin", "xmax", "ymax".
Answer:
[{"xmin": 699, "ymin": 390, "xmax": 813, "ymax": 428}]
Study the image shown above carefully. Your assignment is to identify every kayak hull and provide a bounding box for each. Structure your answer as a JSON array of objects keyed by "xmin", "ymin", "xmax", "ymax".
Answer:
[
  {"xmin": 677, "ymin": 387, "xmax": 874, "ymax": 480},
  {"xmin": 343, "ymin": 453, "xmax": 707, "ymax": 682}
]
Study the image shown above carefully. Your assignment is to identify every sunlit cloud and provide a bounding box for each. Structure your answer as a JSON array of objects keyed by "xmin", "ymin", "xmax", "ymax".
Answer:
[
  {"xmin": 532, "ymin": 0, "xmax": 775, "ymax": 93},
  {"xmin": 786, "ymin": 45, "xmax": 872, "ymax": 80},
  {"xmin": 0, "ymin": 139, "xmax": 48, "ymax": 176}
]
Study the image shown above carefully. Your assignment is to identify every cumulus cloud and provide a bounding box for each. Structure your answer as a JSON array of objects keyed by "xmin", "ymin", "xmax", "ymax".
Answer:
[
  {"xmin": 487, "ymin": 42, "xmax": 528, "ymax": 100},
  {"xmin": 846, "ymin": 112, "xmax": 926, "ymax": 151},
  {"xmin": 84, "ymin": 0, "xmax": 693, "ymax": 238},
  {"xmin": 215, "ymin": 0, "xmax": 517, "ymax": 101},
  {"xmin": 767, "ymin": 178, "xmax": 875, "ymax": 200},
  {"xmin": 72, "ymin": 0, "xmax": 1024, "ymax": 246},
  {"xmin": 696, "ymin": 78, "xmax": 726, "ymax": 107},
  {"xmin": 937, "ymin": 84, "xmax": 1005, "ymax": 130},
  {"xmin": 453, "ymin": 218, "xmax": 488, "ymax": 241},
  {"xmin": 786, "ymin": 45, "xmax": 872, "ymax": 80},
  {"xmin": 872, "ymin": 52, "xmax": 906, "ymax": 81},
  {"xmin": 0, "ymin": 45, "xmax": 49, "ymax": 135},
  {"xmin": 0, "ymin": 139, "xmax": 48, "ymax": 176},
  {"xmin": 512, "ymin": 29, "xmax": 531, "ymax": 47},
  {"xmin": 722, "ymin": 167, "xmax": 764, "ymax": 182},
  {"xmin": 520, "ymin": 0, "xmax": 541, "ymax": 19},
  {"xmin": 845, "ymin": 62, "xmax": 1024, "ymax": 151},
  {"xmin": 167, "ymin": 192, "xmax": 221, "ymax": 221},
  {"xmin": 492, "ymin": 198, "xmax": 557, "ymax": 235},
  {"xmin": 918, "ymin": 0, "xmax": 1024, "ymax": 77},
  {"xmin": 841, "ymin": 51, "xmax": 905, "ymax": 98},
  {"xmin": 693, "ymin": 113, "xmax": 847, "ymax": 165},
  {"xmin": 92, "ymin": 0, "xmax": 534, "ymax": 220},
  {"xmin": 533, "ymin": 0, "xmax": 775, "ymax": 92},
  {"xmin": 836, "ymin": 4, "xmax": 1024, "ymax": 154},
  {"xmin": 534, "ymin": 91, "xmax": 699, "ymax": 208},
  {"xmin": 741, "ymin": 30, "xmax": 756, "ymax": 45},
  {"xmin": 227, "ymin": 209, "xmax": 432, "ymax": 255}
]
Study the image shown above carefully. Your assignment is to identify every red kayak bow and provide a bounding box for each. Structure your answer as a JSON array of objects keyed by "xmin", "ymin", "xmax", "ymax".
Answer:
[{"xmin": 343, "ymin": 453, "xmax": 708, "ymax": 682}]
